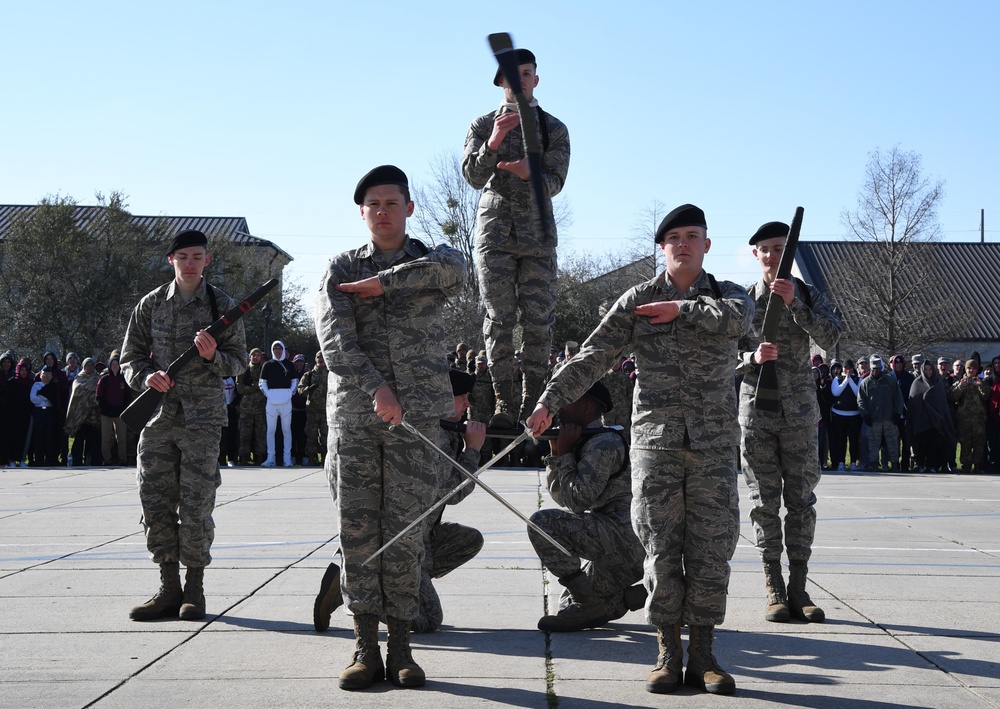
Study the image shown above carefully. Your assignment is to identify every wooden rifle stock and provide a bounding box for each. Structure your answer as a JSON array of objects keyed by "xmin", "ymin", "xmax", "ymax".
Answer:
[
  {"xmin": 120, "ymin": 278, "xmax": 279, "ymax": 433},
  {"xmin": 753, "ymin": 207, "xmax": 804, "ymax": 413}
]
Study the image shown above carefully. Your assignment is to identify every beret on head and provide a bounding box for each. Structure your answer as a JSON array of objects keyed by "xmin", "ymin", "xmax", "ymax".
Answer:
[
  {"xmin": 354, "ymin": 165, "xmax": 409, "ymax": 205},
  {"xmin": 583, "ymin": 380, "xmax": 613, "ymax": 414},
  {"xmin": 493, "ymin": 48, "xmax": 536, "ymax": 86},
  {"xmin": 655, "ymin": 204, "xmax": 706, "ymax": 243},
  {"xmin": 167, "ymin": 229, "xmax": 208, "ymax": 255},
  {"xmin": 449, "ymin": 369, "xmax": 476, "ymax": 396},
  {"xmin": 749, "ymin": 221, "xmax": 790, "ymax": 246}
]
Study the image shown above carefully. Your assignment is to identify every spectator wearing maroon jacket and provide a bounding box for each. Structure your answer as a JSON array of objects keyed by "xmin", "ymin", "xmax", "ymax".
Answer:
[{"xmin": 97, "ymin": 357, "xmax": 129, "ymax": 465}]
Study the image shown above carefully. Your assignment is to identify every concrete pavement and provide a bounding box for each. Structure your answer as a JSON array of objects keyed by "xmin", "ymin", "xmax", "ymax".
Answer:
[{"xmin": 2, "ymin": 463, "xmax": 999, "ymax": 708}]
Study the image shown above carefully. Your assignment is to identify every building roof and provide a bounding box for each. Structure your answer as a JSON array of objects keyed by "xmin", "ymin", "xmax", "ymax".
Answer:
[
  {"xmin": 0, "ymin": 205, "xmax": 292, "ymax": 262},
  {"xmin": 795, "ymin": 240, "xmax": 1000, "ymax": 343}
]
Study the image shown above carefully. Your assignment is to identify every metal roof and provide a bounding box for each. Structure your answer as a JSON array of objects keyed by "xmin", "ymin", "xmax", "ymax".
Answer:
[
  {"xmin": 0, "ymin": 205, "xmax": 292, "ymax": 261},
  {"xmin": 795, "ymin": 240, "xmax": 1000, "ymax": 342}
]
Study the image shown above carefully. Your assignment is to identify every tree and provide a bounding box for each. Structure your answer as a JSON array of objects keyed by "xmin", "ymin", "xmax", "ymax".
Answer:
[
  {"xmin": 626, "ymin": 199, "xmax": 667, "ymax": 281},
  {"xmin": 0, "ymin": 193, "xmax": 312, "ymax": 362},
  {"xmin": 836, "ymin": 146, "xmax": 965, "ymax": 354}
]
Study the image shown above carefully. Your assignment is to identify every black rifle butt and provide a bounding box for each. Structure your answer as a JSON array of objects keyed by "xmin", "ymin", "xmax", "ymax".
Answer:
[
  {"xmin": 120, "ymin": 389, "xmax": 164, "ymax": 434},
  {"xmin": 754, "ymin": 365, "xmax": 781, "ymax": 413}
]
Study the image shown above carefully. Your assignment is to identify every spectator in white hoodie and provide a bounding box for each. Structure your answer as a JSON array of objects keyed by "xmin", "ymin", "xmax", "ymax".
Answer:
[{"xmin": 259, "ymin": 340, "xmax": 299, "ymax": 467}]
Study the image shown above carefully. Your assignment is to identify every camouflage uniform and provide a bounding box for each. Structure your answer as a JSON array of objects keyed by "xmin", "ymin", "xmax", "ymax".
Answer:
[
  {"xmin": 948, "ymin": 377, "xmax": 990, "ymax": 471},
  {"xmin": 537, "ymin": 269, "xmax": 753, "ymax": 627},
  {"xmin": 297, "ymin": 364, "xmax": 329, "ymax": 464},
  {"xmin": 462, "ymin": 103, "xmax": 570, "ymax": 418},
  {"xmin": 316, "ymin": 236, "xmax": 465, "ymax": 621},
  {"xmin": 120, "ymin": 278, "xmax": 247, "ymax": 567},
  {"xmin": 529, "ymin": 421, "xmax": 644, "ymax": 620},
  {"xmin": 414, "ymin": 429, "xmax": 484, "ymax": 633},
  {"xmin": 469, "ymin": 368, "xmax": 496, "ymax": 422},
  {"xmin": 237, "ymin": 361, "xmax": 267, "ymax": 464},
  {"xmin": 737, "ymin": 279, "xmax": 841, "ymax": 566},
  {"xmin": 600, "ymin": 367, "xmax": 634, "ymax": 440}
]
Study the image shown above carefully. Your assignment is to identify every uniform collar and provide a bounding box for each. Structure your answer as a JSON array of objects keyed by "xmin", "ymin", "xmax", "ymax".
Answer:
[{"xmin": 165, "ymin": 276, "xmax": 207, "ymax": 302}]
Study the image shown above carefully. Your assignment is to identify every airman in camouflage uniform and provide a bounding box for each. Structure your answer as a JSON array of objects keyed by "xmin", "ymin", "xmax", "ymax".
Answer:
[
  {"xmin": 737, "ymin": 221, "xmax": 841, "ymax": 626},
  {"xmin": 237, "ymin": 348, "xmax": 267, "ymax": 465},
  {"xmin": 527, "ymin": 204, "xmax": 752, "ymax": 696},
  {"xmin": 529, "ymin": 381, "xmax": 645, "ymax": 633},
  {"xmin": 120, "ymin": 229, "xmax": 247, "ymax": 623},
  {"xmin": 413, "ymin": 369, "xmax": 485, "ymax": 633},
  {"xmin": 462, "ymin": 48, "xmax": 570, "ymax": 421},
  {"xmin": 297, "ymin": 351, "xmax": 328, "ymax": 466},
  {"xmin": 948, "ymin": 359, "xmax": 990, "ymax": 472},
  {"xmin": 316, "ymin": 166, "xmax": 465, "ymax": 690}
]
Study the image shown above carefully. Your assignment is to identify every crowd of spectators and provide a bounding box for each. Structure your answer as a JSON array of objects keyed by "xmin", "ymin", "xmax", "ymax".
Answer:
[
  {"xmin": 814, "ymin": 351, "xmax": 1000, "ymax": 473},
  {"xmin": 0, "ymin": 346, "xmax": 330, "ymax": 470}
]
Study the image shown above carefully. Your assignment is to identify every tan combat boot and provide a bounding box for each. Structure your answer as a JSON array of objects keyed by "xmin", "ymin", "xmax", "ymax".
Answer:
[
  {"xmin": 313, "ymin": 562, "xmax": 342, "ymax": 632},
  {"xmin": 685, "ymin": 625, "xmax": 736, "ymax": 695},
  {"xmin": 385, "ymin": 616, "xmax": 425, "ymax": 688},
  {"xmin": 537, "ymin": 571, "xmax": 610, "ymax": 632},
  {"xmin": 179, "ymin": 566, "xmax": 206, "ymax": 621},
  {"xmin": 763, "ymin": 562, "xmax": 791, "ymax": 622},
  {"xmin": 788, "ymin": 563, "xmax": 826, "ymax": 622},
  {"xmin": 339, "ymin": 614, "xmax": 384, "ymax": 690},
  {"xmin": 129, "ymin": 562, "xmax": 183, "ymax": 621},
  {"xmin": 645, "ymin": 623, "xmax": 682, "ymax": 694}
]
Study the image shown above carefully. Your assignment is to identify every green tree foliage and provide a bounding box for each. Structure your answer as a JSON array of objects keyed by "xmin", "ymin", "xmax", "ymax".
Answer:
[{"xmin": 0, "ymin": 193, "xmax": 311, "ymax": 362}]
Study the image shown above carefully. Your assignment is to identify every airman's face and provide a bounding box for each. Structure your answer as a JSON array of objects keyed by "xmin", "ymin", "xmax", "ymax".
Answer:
[{"xmin": 660, "ymin": 226, "xmax": 710, "ymax": 279}]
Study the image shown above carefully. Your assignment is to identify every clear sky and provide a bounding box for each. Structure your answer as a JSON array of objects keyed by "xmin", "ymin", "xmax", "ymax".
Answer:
[{"xmin": 3, "ymin": 1, "xmax": 997, "ymax": 313}]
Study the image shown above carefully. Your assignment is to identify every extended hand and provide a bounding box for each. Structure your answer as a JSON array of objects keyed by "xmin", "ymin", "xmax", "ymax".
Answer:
[
  {"xmin": 373, "ymin": 385, "xmax": 402, "ymax": 424},
  {"xmin": 525, "ymin": 403, "xmax": 553, "ymax": 439},
  {"xmin": 497, "ymin": 157, "xmax": 530, "ymax": 180},
  {"xmin": 488, "ymin": 111, "xmax": 520, "ymax": 150},
  {"xmin": 770, "ymin": 278, "xmax": 795, "ymax": 306},
  {"xmin": 145, "ymin": 370, "xmax": 173, "ymax": 393},
  {"xmin": 194, "ymin": 329, "xmax": 218, "ymax": 361},
  {"xmin": 462, "ymin": 420, "xmax": 487, "ymax": 452},
  {"xmin": 634, "ymin": 301, "xmax": 681, "ymax": 324},
  {"xmin": 337, "ymin": 276, "xmax": 384, "ymax": 298},
  {"xmin": 549, "ymin": 422, "xmax": 581, "ymax": 457}
]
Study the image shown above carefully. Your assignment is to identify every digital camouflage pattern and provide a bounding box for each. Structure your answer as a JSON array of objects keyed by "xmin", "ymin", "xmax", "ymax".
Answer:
[
  {"xmin": 316, "ymin": 236, "xmax": 466, "ymax": 620},
  {"xmin": 632, "ymin": 446, "xmax": 740, "ymax": 626},
  {"xmin": 469, "ymin": 368, "xmax": 496, "ymax": 421},
  {"xmin": 237, "ymin": 361, "xmax": 266, "ymax": 463},
  {"xmin": 536, "ymin": 269, "xmax": 753, "ymax": 626},
  {"xmin": 737, "ymin": 279, "xmax": 840, "ymax": 565},
  {"xmin": 528, "ymin": 423, "xmax": 643, "ymax": 620},
  {"xmin": 600, "ymin": 367, "xmax": 633, "ymax": 439},
  {"xmin": 120, "ymin": 277, "xmax": 247, "ymax": 566},
  {"xmin": 414, "ymin": 430, "xmax": 484, "ymax": 633},
  {"xmin": 297, "ymin": 364, "xmax": 329, "ymax": 462},
  {"xmin": 948, "ymin": 376, "xmax": 990, "ymax": 471},
  {"xmin": 463, "ymin": 105, "xmax": 570, "ymax": 418}
]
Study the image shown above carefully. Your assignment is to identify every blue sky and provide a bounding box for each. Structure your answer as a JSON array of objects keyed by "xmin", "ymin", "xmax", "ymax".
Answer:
[{"xmin": 3, "ymin": 1, "xmax": 997, "ymax": 314}]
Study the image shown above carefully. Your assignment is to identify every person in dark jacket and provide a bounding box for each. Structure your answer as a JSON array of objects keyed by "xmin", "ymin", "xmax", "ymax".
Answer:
[
  {"xmin": 97, "ymin": 357, "xmax": 130, "ymax": 465},
  {"xmin": 907, "ymin": 360, "xmax": 956, "ymax": 472}
]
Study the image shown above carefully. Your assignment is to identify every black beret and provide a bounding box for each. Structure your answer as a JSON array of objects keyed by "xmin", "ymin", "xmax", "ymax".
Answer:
[
  {"xmin": 749, "ymin": 221, "xmax": 790, "ymax": 246},
  {"xmin": 583, "ymin": 380, "xmax": 613, "ymax": 414},
  {"xmin": 449, "ymin": 369, "xmax": 476, "ymax": 396},
  {"xmin": 654, "ymin": 204, "xmax": 707, "ymax": 243},
  {"xmin": 354, "ymin": 165, "xmax": 409, "ymax": 205},
  {"xmin": 493, "ymin": 48, "xmax": 537, "ymax": 86},
  {"xmin": 167, "ymin": 229, "xmax": 208, "ymax": 255}
]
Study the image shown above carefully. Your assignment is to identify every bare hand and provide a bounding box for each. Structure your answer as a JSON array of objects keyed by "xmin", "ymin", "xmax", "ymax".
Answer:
[
  {"xmin": 462, "ymin": 420, "xmax": 487, "ymax": 452},
  {"xmin": 634, "ymin": 300, "xmax": 682, "ymax": 324},
  {"xmin": 488, "ymin": 111, "xmax": 520, "ymax": 150},
  {"xmin": 525, "ymin": 403, "xmax": 553, "ymax": 439},
  {"xmin": 145, "ymin": 370, "xmax": 173, "ymax": 393},
  {"xmin": 769, "ymin": 278, "xmax": 795, "ymax": 306},
  {"xmin": 373, "ymin": 385, "xmax": 402, "ymax": 424},
  {"xmin": 754, "ymin": 342, "xmax": 779, "ymax": 364},
  {"xmin": 194, "ymin": 329, "xmax": 218, "ymax": 361},
  {"xmin": 497, "ymin": 157, "xmax": 530, "ymax": 180},
  {"xmin": 549, "ymin": 422, "xmax": 582, "ymax": 457},
  {"xmin": 337, "ymin": 276, "xmax": 385, "ymax": 298}
]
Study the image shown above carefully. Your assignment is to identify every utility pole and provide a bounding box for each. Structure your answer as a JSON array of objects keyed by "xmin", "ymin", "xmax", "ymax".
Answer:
[{"xmin": 981, "ymin": 209, "xmax": 985, "ymax": 243}]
